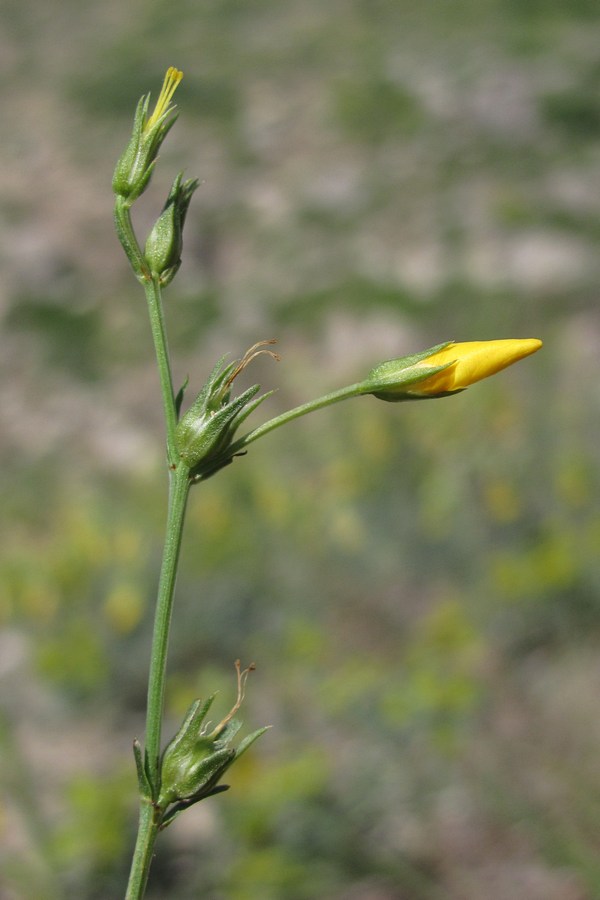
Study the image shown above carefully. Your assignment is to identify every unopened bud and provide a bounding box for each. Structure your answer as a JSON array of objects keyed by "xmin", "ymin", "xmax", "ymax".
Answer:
[
  {"xmin": 366, "ymin": 339, "xmax": 542, "ymax": 402},
  {"xmin": 112, "ymin": 67, "xmax": 183, "ymax": 203},
  {"xmin": 144, "ymin": 173, "xmax": 199, "ymax": 284}
]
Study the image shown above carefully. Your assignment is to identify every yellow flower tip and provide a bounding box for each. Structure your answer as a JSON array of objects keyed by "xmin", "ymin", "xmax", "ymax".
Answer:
[
  {"xmin": 415, "ymin": 338, "xmax": 542, "ymax": 395},
  {"xmin": 145, "ymin": 67, "xmax": 184, "ymax": 132}
]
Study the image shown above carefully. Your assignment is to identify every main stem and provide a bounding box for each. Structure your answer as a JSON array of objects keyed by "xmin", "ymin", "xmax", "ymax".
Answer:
[
  {"xmin": 144, "ymin": 463, "xmax": 191, "ymax": 777},
  {"xmin": 125, "ymin": 462, "xmax": 190, "ymax": 900},
  {"xmin": 120, "ymin": 242, "xmax": 189, "ymax": 897},
  {"xmin": 124, "ymin": 799, "xmax": 160, "ymax": 900}
]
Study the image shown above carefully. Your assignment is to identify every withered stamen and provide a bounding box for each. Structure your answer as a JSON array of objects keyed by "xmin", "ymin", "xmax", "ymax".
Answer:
[
  {"xmin": 211, "ymin": 659, "xmax": 257, "ymax": 735},
  {"xmin": 225, "ymin": 339, "xmax": 280, "ymax": 389}
]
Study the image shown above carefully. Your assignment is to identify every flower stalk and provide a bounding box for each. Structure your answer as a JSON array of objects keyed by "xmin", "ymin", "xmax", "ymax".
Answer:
[{"xmin": 228, "ymin": 339, "xmax": 543, "ymax": 454}]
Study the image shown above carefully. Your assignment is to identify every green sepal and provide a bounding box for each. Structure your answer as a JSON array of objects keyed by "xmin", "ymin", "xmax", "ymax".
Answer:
[
  {"xmin": 367, "ymin": 341, "xmax": 451, "ymax": 383},
  {"xmin": 175, "ymin": 375, "xmax": 190, "ymax": 418},
  {"xmin": 183, "ymin": 355, "xmax": 233, "ymax": 419},
  {"xmin": 230, "ymin": 389, "xmax": 275, "ymax": 431},
  {"xmin": 370, "ymin": 366, "xmax": 458, "ymax": 402},
  {"xmin": 213, "ymin": 718, "xmax": 243, "ymax": 748},
  {"xmin": 112, "ymin": 94, "xmax": 150, "ymax": 200},
  {"xmin": 234, "ymin": 726, "xmax": 270, "ymax": 758},
  {"xmin": 160, "ymin": 696, "xmax": 215, "ymax": 769},
  {"xmin": 133, "ymin": 738, "xmax": 154, "ymax": 801},
  {"xmin": 363, "ymin": 341, "xmax": 459, "ymax": 402}
]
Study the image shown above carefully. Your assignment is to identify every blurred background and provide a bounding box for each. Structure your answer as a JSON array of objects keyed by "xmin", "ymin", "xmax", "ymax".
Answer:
[{"xmin": 1, "ymin": 1, "xmax": 599, "ymax": 898}]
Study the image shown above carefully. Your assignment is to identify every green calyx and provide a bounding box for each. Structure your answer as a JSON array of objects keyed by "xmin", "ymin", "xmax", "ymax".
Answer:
[
  {"xmin": 364, "ymin": 342, "xmax": 456, "ymax": 402},
  {"xmin": 175, "ymin": 345, "xmax": 278, "ymax": 478},
  {"xmin": 157, "ymin": 663, "xmax": 268, "ymax": 827},
  {"xmin": 158, "ymin": 695, "xmax": 233, "ymax": 808},
  {"xmin": 112, "ymin": 93, "xmax": 178, "ymax": 204}
]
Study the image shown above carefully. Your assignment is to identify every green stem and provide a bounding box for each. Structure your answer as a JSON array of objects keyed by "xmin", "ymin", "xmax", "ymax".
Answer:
[
  {"xmin": 145, "ymin": 463, "xmax": 191, "ymax": 779},
  {"xmin": 116, "ymin": 190, "xmax": 185, "ymax": 898},
  {"xmin": 114, "ymin": 196, "xmax": 149, "ymax": 280},
  {"xmin": 231, "ymin": 381, "xmax": 368, "ymax": 453},
  {"xmin": 124, "ymin": 800, "xmax": 161, "ymax": 900},
  {"xmin": 114, "ymin": 198, "xmax": 177, "ymax": 462},
  {"xmin": 144, "ymin": 276, "xmax": 179, "ymax": 466},
  {"xmin": 125, "ymin": 462, "xmax": 190, "ymax": 899},
  {"xmin": 114, "ymin": 197, "xmax": 178, "ymax": 463}
]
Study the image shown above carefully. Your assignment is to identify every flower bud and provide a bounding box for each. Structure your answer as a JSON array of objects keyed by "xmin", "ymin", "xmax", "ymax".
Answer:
[
  {"xmin": 366, "ymin": 339, "xmax": 542, "ymax": 402},
  {"xmin": 144, "ymin": 173, "xmax": 199, "ymax": 284},
  {"xmin": 112, "ymin": 67, "xmax": 183, "ymax": 203}
]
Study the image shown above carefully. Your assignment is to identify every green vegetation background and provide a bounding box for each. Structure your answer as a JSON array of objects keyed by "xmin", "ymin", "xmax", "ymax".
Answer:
[{"xmin": 1, "ymin": 1, "xmax": 599, "ymax": 897}]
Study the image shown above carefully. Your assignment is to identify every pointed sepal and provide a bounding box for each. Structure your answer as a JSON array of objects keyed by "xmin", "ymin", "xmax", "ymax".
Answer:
[{"xmin": 133, "ymin": 738, "xmax": 154, "ymax": 801}]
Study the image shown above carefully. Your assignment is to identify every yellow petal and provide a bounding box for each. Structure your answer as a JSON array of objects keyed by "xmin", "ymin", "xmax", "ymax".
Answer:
[
  {"xmin": 414, "ymin": 339, "xmax": 542, "ymax": 395},
  {"xmin": 144, "ymin": 67, "xmax": 183, "ymax": 132}
]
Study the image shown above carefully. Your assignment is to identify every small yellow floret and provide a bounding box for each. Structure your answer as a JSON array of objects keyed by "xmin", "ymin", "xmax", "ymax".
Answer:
[
  {"xmin": 145, "ymin": 67, "xmax": 183, "ymax": 132},
  {"xmin": 415, "ymin": 339, "xmax": 542, "ymax": 394}
]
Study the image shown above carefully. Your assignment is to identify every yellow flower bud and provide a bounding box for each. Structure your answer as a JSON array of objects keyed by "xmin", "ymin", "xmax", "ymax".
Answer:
[
  {"xmin": 366, "ymin": 338, "xmax": 542, "ymax": 402},
  {"xmin": 411, "ymin": 339, "xmax": 543, "ymax": 395}
]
